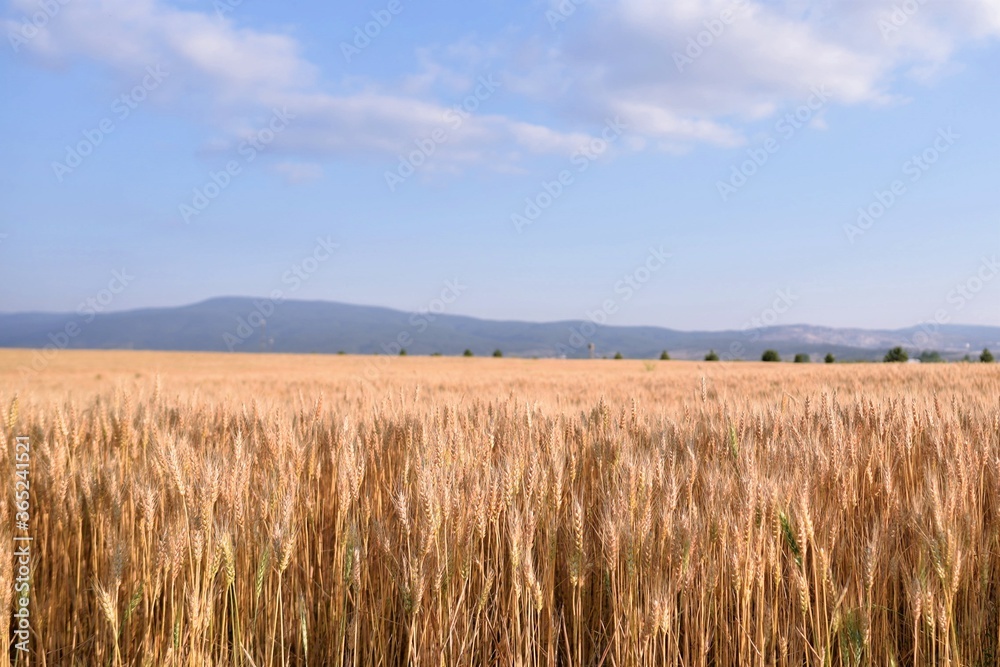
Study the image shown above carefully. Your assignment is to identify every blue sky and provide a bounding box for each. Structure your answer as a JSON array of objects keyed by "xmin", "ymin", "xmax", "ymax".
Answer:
[{"xmin": 1, "ymin": 0, "xmax": 998, "ymax": 330}]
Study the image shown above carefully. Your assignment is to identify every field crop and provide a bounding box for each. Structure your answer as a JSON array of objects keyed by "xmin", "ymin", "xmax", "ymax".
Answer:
[{"xmin": 0, "ymin": 350, "xmax": 998, "ymax": 665}]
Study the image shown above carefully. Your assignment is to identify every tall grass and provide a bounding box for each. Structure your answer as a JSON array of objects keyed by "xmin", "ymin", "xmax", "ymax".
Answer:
[{"xmin": 1, "ymin": 361, "xmax": 999, "ymax": 665}]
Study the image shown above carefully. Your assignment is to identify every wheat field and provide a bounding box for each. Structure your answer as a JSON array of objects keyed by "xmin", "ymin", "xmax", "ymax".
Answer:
[{"xmin": 1, "ymin": 349, "xmax": 998, "ymax": 666}]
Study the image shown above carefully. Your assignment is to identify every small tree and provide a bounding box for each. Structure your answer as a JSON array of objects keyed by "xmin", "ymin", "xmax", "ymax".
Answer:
[
  {"xmin": 463, "ymin": 349, "xmax": 473, "ymax": 357},
  {"xmin": 919, "ymin": 350, "xmax": 943, "ymax": 363},
  {"xmin": 762, "ymin": 350, "xmax": 781, "ymax": 362},
  {"xmin": 982, "ymin": 348, "xmax": 995, "ymax": 363},
  {"xmin": 704, "ymin": 350, "xmax": 719, "ymax": 361},
  {"xmin": 794, "ymin": 353, "xmax": 810, "ymax": 363},
  {"xmin": 493, "ymin": 349, "xmax": 503, "ymax": 358},
  {"xmin": 824, "ymin": 353, "xmax": 835, "ymax": 364},
  {"xmin": 399, "ymin": 348, "xmax": 407, "ymax": 356},
  {"xmin": 660, "ymin": 350, "xmax": 670, "ymax": 361},
  {"xmin": 613, "ymin": 352, "xmax": 624, "ymax": 360},
  {"xmin": 884, "ymin": 346, "xmax": 908, "ymax": 363}
]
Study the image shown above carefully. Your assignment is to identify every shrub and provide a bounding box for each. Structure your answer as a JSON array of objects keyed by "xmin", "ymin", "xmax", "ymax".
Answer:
[
  {"xmin": 762, "ymin": 350, "xmax": 781, "ymax": 362},
  {"xmin": 660, "ymin": 350, "xmax": 670, "ymax": 361},
  {"xmin": 824, "ymin": 353, "xmax": 835, "ymax": 364},
  {"xmin": 884, "ymin": 347, "xmax": 908, "ymax": 363},
  {"xmin": 399, "ymin": 349, "xmax": 407, "ymax": 356},
  {"xmin": 463, "ymin": 349, "xmax": 473, "ymax": 357},
  {"xmin": 704, "ymin": 350, "xmax": 719, "ymax": 361},
  {"xmin": 794, "ymin": 353, "xmax": 810, "ymax": 364},
  {"xmin": 493, "ymin": 349, "xmax": 503, "ymax": 358},
  {"xmin": 613, "ymin": 352, "xmax": 624, "ymax": 360},
  {"xmin": 982, "ymin": 348, "xmax": 995, "ymax": 363}
]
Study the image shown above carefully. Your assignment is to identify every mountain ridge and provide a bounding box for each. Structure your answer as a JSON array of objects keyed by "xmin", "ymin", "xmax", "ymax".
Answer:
[{"xmin": 1, "ymin": 297, "xmax": 997, "ymax": 360}]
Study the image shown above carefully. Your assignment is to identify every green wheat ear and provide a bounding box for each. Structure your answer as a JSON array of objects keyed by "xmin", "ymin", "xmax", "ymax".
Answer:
[
  {"xmin": 839, "ymin": 608, "xmax": 864, "ymax": 667},
  {"xmin": 728, "ymin": 425, "xmax": 739, "ymax": 460},
  {"xmin": 122, "ymin": 584, "xmax": 143, "ymax": 625},
  {"xmin": 255, "ymin": 548, "xmax": 271, "ymax": 606},
  {"xmin": 779, "ymin": 511, "xmax": 801, "ymax": 568}
]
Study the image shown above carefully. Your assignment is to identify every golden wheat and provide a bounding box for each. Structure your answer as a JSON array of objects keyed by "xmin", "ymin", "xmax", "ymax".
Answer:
[{"xmin": 0, "ymin": 350, "xmax": 997, "ymax": 665}]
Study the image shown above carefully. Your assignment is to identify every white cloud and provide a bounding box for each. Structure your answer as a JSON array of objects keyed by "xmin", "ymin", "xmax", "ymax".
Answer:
[
  {"xmin": 273, "ymin": 161, "xmax": 324, "ymax": 185},
  {"xmin": 5, "ymin": 0, "xmax": 1000, "ymax": 168},
  {"xmin": 3, "ymin": 0, "xmax": 592, "ymax": 172},
  {"xmin": 6, "ymin": 0, "xmax": 315, "ymax": 94},
  {"xmin": 515, "ymin": 0, "xmax": 1000, "ymax": 150}
]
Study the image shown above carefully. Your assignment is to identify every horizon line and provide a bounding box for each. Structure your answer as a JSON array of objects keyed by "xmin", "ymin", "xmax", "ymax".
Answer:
[{"xmin": 2, "ymin": 294, "xmax": 998, "ymax": 334}]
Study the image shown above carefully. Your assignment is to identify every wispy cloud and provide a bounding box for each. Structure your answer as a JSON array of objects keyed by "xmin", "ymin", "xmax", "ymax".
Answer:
[
  {"xmin": 503, "ymin": 0, "xmax": 1000, "ymax": 150},
  {"xmin": 3, "ymin": 0, "xmax": 591, "ymax": 172},
  {"xmin": 273, "ymin": 161, "xmax": 324, "ymax": 185},
  {"xmin": 6, "ymin": 0, "xmax": 999, "ymax": 171}
]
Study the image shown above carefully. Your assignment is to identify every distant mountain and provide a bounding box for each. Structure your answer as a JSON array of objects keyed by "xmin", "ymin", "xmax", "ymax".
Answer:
[{"xmin": 1, "ymin": 297, "xmax": 998, "ymax": 360}]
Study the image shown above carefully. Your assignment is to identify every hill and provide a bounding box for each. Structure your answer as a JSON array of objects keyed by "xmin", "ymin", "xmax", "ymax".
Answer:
[{"xmin": 1, "ymin": 297, "xmax": 997, "ymax": 360}]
